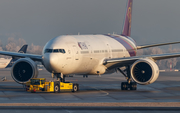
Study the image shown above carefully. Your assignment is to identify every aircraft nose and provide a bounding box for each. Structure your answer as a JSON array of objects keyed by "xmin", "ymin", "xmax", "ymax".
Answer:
[{"xmin": 43, "ymin": 54, "xmax": 58, "ymax": 72}]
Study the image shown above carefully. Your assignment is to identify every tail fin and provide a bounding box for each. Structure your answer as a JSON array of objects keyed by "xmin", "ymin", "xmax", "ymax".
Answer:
[
  {"xmin": 122, "ymin": 0, "xmax": 133, "ymax": 37},
  {"xmin": 18, "ymin": 44, "xmax": 28, "ymax": 53}
]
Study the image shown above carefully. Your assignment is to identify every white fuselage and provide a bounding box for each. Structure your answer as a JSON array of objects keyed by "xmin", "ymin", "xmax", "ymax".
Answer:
[{"xmin": 42, "ymin": 34, "xmax": 137, "ymax": 75}]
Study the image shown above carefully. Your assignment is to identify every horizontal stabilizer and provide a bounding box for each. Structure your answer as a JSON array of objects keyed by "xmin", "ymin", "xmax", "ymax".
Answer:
[{"xmin": 137, "ymin": 41, "xmax": 180, "ymax": 49}]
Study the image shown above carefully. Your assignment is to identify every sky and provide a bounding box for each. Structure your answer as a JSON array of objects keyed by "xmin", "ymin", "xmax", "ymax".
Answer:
[{"xmin": 0, "ymin": 0, "xmax": 180, "ymax": 47}]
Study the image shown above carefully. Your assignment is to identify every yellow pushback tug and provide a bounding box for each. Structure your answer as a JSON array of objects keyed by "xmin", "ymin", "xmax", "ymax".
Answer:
[{"xmin": 25, "ymin": 78, "xmax": 79, "ymax": 93}]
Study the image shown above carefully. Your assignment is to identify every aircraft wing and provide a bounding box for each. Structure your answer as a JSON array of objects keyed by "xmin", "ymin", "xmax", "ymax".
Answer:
[
  {"xmin": 104, "ymin": 52, "xmax": 180, "ymax": 69},
  {"xmin": 137, "ymin": 41, "xmax": 180, "ymax": 49},
  {"xmin": 0, "ymin": 51, "xmax": 42, "ymax": 61}
]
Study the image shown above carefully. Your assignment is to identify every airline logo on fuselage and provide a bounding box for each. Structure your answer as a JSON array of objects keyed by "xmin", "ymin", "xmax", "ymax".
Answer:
[{"xmin": 78, "ymin": 42, "xmax": 88, "ymax": 50}]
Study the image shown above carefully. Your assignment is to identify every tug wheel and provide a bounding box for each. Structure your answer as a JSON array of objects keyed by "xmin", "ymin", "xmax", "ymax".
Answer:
[
  {"xmin": 54, "ymin": 84, "xmax": 60, "ymax": 93},
  {"xmin": 73, "ymin": 84, "xmax": 79, "ymax": 92}
]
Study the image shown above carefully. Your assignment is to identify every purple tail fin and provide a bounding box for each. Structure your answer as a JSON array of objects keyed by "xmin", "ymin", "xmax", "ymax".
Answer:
[{"xmin": 122, "ymin": 0, "xmax": 133, "ymax": 37}]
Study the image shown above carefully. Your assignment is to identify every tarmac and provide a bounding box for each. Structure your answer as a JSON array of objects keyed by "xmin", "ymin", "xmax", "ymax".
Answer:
[{"xmin": 0, "ymin": 68, "xmax": 180, "ymax": 112}]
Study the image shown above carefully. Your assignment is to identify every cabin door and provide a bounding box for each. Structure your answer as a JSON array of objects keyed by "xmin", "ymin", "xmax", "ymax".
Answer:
[
  {"xmin": 106, "ymin": 44, "xmax": 112, "ymax": 58},
  {"xmin": 72, "ymin": 45, "xmax": 79, "ymax": 60}
]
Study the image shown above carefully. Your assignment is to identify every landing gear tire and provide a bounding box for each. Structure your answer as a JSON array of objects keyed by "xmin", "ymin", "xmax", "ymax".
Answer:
[
  {"xmin": 72, "ymin": 84, "xmax": 79, "ymax": 92},
  {"xmin": 54, "ymin": 84, "xmax": 60, "ymax": 93},
  {"xmin": 130, "ymin": 82, "xmax": 137, "ymax": 90},
  {"xmin": 121, "ymin": 82, "xmax": 137, "ymax": 90},
  {"xmin": 121, "ymin": 82, "xmax": 128, "ymax": 90}
]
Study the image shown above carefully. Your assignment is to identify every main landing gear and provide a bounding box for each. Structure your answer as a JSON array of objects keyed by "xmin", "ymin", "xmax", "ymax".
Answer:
[
  {"xmin": 117, "ymin": 66, "xmax": 137, "ymax": 90},
  {"xmin": 121, "ymin": 82, "xmax": 137, "ymax": 90}
]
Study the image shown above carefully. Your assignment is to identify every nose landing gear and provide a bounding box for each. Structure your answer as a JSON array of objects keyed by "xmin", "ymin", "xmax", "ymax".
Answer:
[
  {"xmin": 52, "ymin": 73, "xmax": 65, "ymax": 82},
  {"xmin": 83, "ymin": 75, "xmax": 88, "ymax": 78}
]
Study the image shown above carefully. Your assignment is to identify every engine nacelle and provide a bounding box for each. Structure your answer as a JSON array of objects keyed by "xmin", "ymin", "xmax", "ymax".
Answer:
[
  {"xmin": 131, "ymin": 58, "xmax": 159, "ymax": 85},
  {"xmin": 11, "ymin": 58, "xmax": 38, "ymax": 84}
]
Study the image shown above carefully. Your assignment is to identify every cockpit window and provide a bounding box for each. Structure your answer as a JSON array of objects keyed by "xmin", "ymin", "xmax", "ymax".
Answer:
[
  {"xmin": 59, "ymin": 49, "xmax": 66, "ymax": 53},
  {"xmin": 45, "ymin": 49, "xmax": 53, "ymax": 53},
  {"xmin": 53, "ymin": 49, "xmax": 59, "ymax": 53},
  {"xmin": 45, "ymin": 49, "xmax": 66, "ymax": 53}
]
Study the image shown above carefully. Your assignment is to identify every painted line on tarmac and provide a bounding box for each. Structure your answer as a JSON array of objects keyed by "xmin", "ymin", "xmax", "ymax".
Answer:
[
  {"xmin": 0, "ymin": 106, "xmax": 179, "ymax": 110},
  {"xmin": 0, "ymin": 102, "xmax": 179, "ymax": 107},
  {"xmin": 80, "ymin": 84, "xmax": 109, "ymax": 96},
  {"xmin": 89, "ymin": 86, "xmax": 109, "ymax": 96}
]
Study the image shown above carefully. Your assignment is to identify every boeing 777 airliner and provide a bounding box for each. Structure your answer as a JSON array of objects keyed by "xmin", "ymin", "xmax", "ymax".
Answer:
[{"xmin": 0, "ymin": 0, "xmax": 180, "ymax": 91}]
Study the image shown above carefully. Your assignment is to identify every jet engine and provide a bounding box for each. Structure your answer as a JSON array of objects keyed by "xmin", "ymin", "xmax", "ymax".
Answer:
[
  {"xmin": 130, "ymin": 58, "xmax": 159, "ymax": 85},
  {"xmin": 11, "ymin": 58, "xmax": 38, "ymax": 84}
]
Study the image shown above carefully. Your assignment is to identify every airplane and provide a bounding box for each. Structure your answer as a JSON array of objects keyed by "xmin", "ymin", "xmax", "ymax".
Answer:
[
  {"xmin": 0, "ymin": 0, "xmax": 180, "ymax": 91},
  {"xmin": 0, "ymin": 44, "xmax": 28, "ymax": 68}
]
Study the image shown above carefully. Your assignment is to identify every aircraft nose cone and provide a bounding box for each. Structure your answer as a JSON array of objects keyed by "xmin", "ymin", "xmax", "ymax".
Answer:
[{"xmin": 43, "ymin": 54, "xmax": 58, "ymax": 72}]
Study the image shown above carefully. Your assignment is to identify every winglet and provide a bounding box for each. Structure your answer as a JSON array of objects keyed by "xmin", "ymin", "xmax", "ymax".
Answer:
[
  {"xmin": 11, "ymin": 44, "xmax": 28, "ymax": 60},
  {"xmin": 122, "ymin": 0, "xmax": 133, "ymax": 37},
  {"xmin": 18, "ymin": 44, "xmax": 28, "ymax": 53}
]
